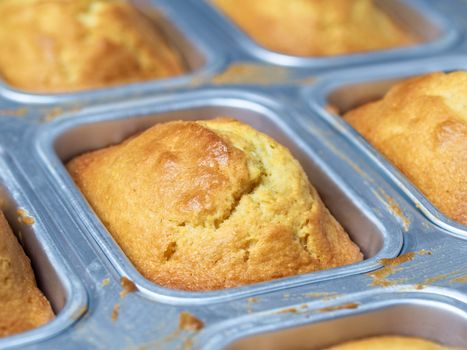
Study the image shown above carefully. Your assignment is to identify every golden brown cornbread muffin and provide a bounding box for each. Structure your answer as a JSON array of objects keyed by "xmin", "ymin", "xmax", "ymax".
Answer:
[
  {"xmin": 344, "ymin": 72, "xmax": 467, "ymax": 225},
  {"xmin": 326, "ymin": 335, "xmax": 462, "ymax": 349},
  {"xmin": 0, "ymin": 0, "xmax": 185, "ymax": 92},
  {"xmin": 0, "ymin": 211, "xmax": 54, "ymax": 337},
  {"xmin": 67, "ymin": 118, "xmax": 362, "ymax": 291},
  {"xmin": 212, "ymin": 0, "xmax": 415, "ymax": 56}
]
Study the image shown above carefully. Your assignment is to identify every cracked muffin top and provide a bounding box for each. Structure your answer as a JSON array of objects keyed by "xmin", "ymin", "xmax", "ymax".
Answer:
[
  {"xmin": 0, "ymin": 211, "xmax": 54, "ymax": 337},
  {"xmin": 344, "ymin": 71, "xmax": 467, "ymax": 225},
  {"xmin": 326, "ymin": 335, "xmax": 460, "ymax": 349},
  {"xmin": 0, "ymin": 0, "xmax": 185, "ymax": 92},
  {"xmin": 212, "ymin": 0, "xmax": 415, "ymax": 57},
  {"xmin": 67, "ymin": 118, "xmax": 362, "ymax": 291}
]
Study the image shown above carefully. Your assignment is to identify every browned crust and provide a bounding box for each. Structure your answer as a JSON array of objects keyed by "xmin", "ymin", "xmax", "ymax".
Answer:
[{"xmin": 67, "ymin": 118, "xmax": 362, "ymax": 291}]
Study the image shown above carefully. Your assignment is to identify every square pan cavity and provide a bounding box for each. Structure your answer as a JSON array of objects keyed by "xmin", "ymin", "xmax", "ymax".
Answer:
[
  {"xmin": 0, "ymin": 0, "xmax": 223, "ymax": 105},
  {"xmin": 198, "ymin": 0, "xmax": 460, "ymax": 68},
  {"xmin": 35, "ymin": 89, "xmax": 402, "ymax": 303},
  {"xmin": 0, "ymin": 150, "xmax": 87, "ymax": 349},
  {"xmin": 214, "ymin": 295, "xmax": 467, "ymax": 350},
  {"xmin": 305, "ymin": 55, "xmax": 467, "ymax": 236}
]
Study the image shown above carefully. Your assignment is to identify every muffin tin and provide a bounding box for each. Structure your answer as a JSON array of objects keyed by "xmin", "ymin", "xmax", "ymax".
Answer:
[{"xmin": 0, "ymin": 0, "xmax": 466, "ymax": 349}]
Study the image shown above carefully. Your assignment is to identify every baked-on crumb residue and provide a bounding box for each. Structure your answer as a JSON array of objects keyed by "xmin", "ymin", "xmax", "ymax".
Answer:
[
  {"xmin": 119, "ymin": 276, "xmax": 137, "ymax": 299},
  {"xmin": 318, "ymin": 302, "xmax": 359, "ymax": 313},
  {"xmin": 16, "ymin": 208, "xmax": 35, "ymax": 225},
  {"xmin": 111, "ymin": 304, "xmax": 120, "ymax": 322},
  {"xmin": 368, "ymin": 252, "xmax": 415, "ymax": 287},
  {"xmin": 178, "ymin": 312, "xmax": 204, "ymax": 331}
]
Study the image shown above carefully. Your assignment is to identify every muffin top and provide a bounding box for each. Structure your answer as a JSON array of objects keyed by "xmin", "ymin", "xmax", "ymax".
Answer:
[
  {"xmin": 0, "ymin": 0, "xmax": 185, "ymax": 92},
  {"xmin": 67, "ymin": 118, "xmax": 362, "ymax": 291},
  {"xmin": 212, "ymin": 0, "xmax": 415, "ymax": 56},
  {"xmin": 0, "ymin": 211, "xmax": 54, "ymax": 337},
  {"xmin": 326, "ymin": 335, "xmax": 461, "ymax": 350},
  {"xmin": 344, "ymin": 71, "xmax": 467, "ymax": 225}
]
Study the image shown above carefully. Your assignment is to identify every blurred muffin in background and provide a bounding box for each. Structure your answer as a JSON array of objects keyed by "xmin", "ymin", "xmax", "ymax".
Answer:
[
  {"xmin": 213, "ymin": 0, "xmax": 415, "ymax": 56},
  {"xmin": 0, "ymin": 0, "xmax": 185, "ymax": 92}
]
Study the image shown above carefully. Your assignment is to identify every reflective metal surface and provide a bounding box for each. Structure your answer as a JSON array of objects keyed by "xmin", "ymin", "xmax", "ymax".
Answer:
[{"xmin": 0, "ymin": 0, "xmax": 465, "ymax": 349}]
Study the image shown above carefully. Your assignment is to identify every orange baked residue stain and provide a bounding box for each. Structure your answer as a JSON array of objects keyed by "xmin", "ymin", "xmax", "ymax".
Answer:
[
  {"xmin": 42, "ymin": 105, "xmax": 82, "ymax": 122},
  {"xmin": 0, "ymin": 107, "xmax": 28, "ymax": 117},
  {"xmin": 276, "ymin": 307, "xmax": 298, "ymax": 315},
  {"xmin": 379, "ymin": 252, "xmax": 416, "ymax": 266},
  {"xmin": 414, "ymin": 267, "xmax": 466, "ymax": 290},
  {"xmin": 384, "ymin": 194, "xmax": 410, "ymax": 231},
  {"xmin": 179, "ymin": 312, "xmax": 204, "ymax": 331},
  {"xmin": 119, "ymin": 277, "xmax": 137, "ymax": 299},
  {"xmin": 212, "ymin": 63, "xmax": 290, "ymax": 85},
  {"xmin": 425, "ymin": 273, "xmax": 455, "ymax": 285},
  {"xmin": 450, "ymin": 275, "xmax": 467, "ymax": 284},
  {"xmin": 318, "ymin": 302, "xmax": 359, "ymax": 313},
  {"xmin": 369, "ymin": 252, "xmax": 415, "ymax": 287},
  {"xmin": 16, "ymin": 208, "xmax": 35, "ymax": 225},
  {"xmin": 111, "ymin": 304, "xmax": 120, "ymax": 321}
]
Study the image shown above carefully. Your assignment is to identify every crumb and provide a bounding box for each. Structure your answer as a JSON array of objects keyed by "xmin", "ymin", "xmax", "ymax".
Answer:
[
  {"xmin": 120, "ymin": 277, "xmax": 137, "ymax": 299},
  {"xmin": 318, "ymin": 302, "xmax": 359, "ymax": 313},
  {"xmin": 179, "ymin": 312, "xmax": 204, "ymax": 331},
  {"xmin": 111, "ymin": 304, "xmax": 120, "ymax": 321}
]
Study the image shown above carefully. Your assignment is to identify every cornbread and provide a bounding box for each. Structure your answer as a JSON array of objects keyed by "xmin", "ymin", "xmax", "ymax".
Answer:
[
  {"xmin": 0, "ymin": 211, "xmax": 54, "ymax": 337},
  {"xmin": 344, "ymin": 72, "xmax": 467, "ymax": 225},
  {"xmin": 212, "ymin": 0, "xmax": 415, "ymax": 56},
  {"xmin": 67, "ymin": 118, "xmax": 362, "ymax": 291},
  {"xmin": 0, "ymin": 0, "xmax": 185, "ymax": 92},
  {"xmin": 327, "ymin": 335, "xmax": 461, "ymax": 349}
]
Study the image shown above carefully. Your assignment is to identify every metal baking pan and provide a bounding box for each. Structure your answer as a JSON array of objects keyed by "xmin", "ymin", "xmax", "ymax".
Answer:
[
  {"xmin": 34, "ymin": 89, "xmax": 402, "ymax": 303},
  {"xmin": 202, "ymin": 292, "xmax": 467, "ymax": 349},
  {"xmin": 0, "ymin": 152, "xmax": 87, "ymax": 349},
  {"xmin": 0, "ymin": 0, "xmax": 465, "ymax": 349}
]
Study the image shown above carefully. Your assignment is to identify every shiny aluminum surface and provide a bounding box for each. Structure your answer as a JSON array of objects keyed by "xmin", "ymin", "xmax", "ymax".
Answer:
[{"xmin": 0, "ymin": 0, "xmax": 465, "ymax": 349}]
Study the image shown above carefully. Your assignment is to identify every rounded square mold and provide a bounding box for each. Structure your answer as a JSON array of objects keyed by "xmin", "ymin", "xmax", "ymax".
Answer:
[
  {"xmin": 303, "ymin": 54, "xmax": 467, "ymax": 237},
  {"xmin": 34, "ymin": 89, "xmax": 403, "ymax": 304},
  {"xmin": 0, "ymin": 0, "xmax": 225, "ymax": 105},
  {"xmin": 200, "ymin": 292, "xmax": 467, "ymax": 350},
  {"xmin": 195, "ymin": 0, "xmax": 461, "ymax": 68},
  {"xmin": 0, "ymin": 149, "xmax": 87, "ymax": 349}
]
